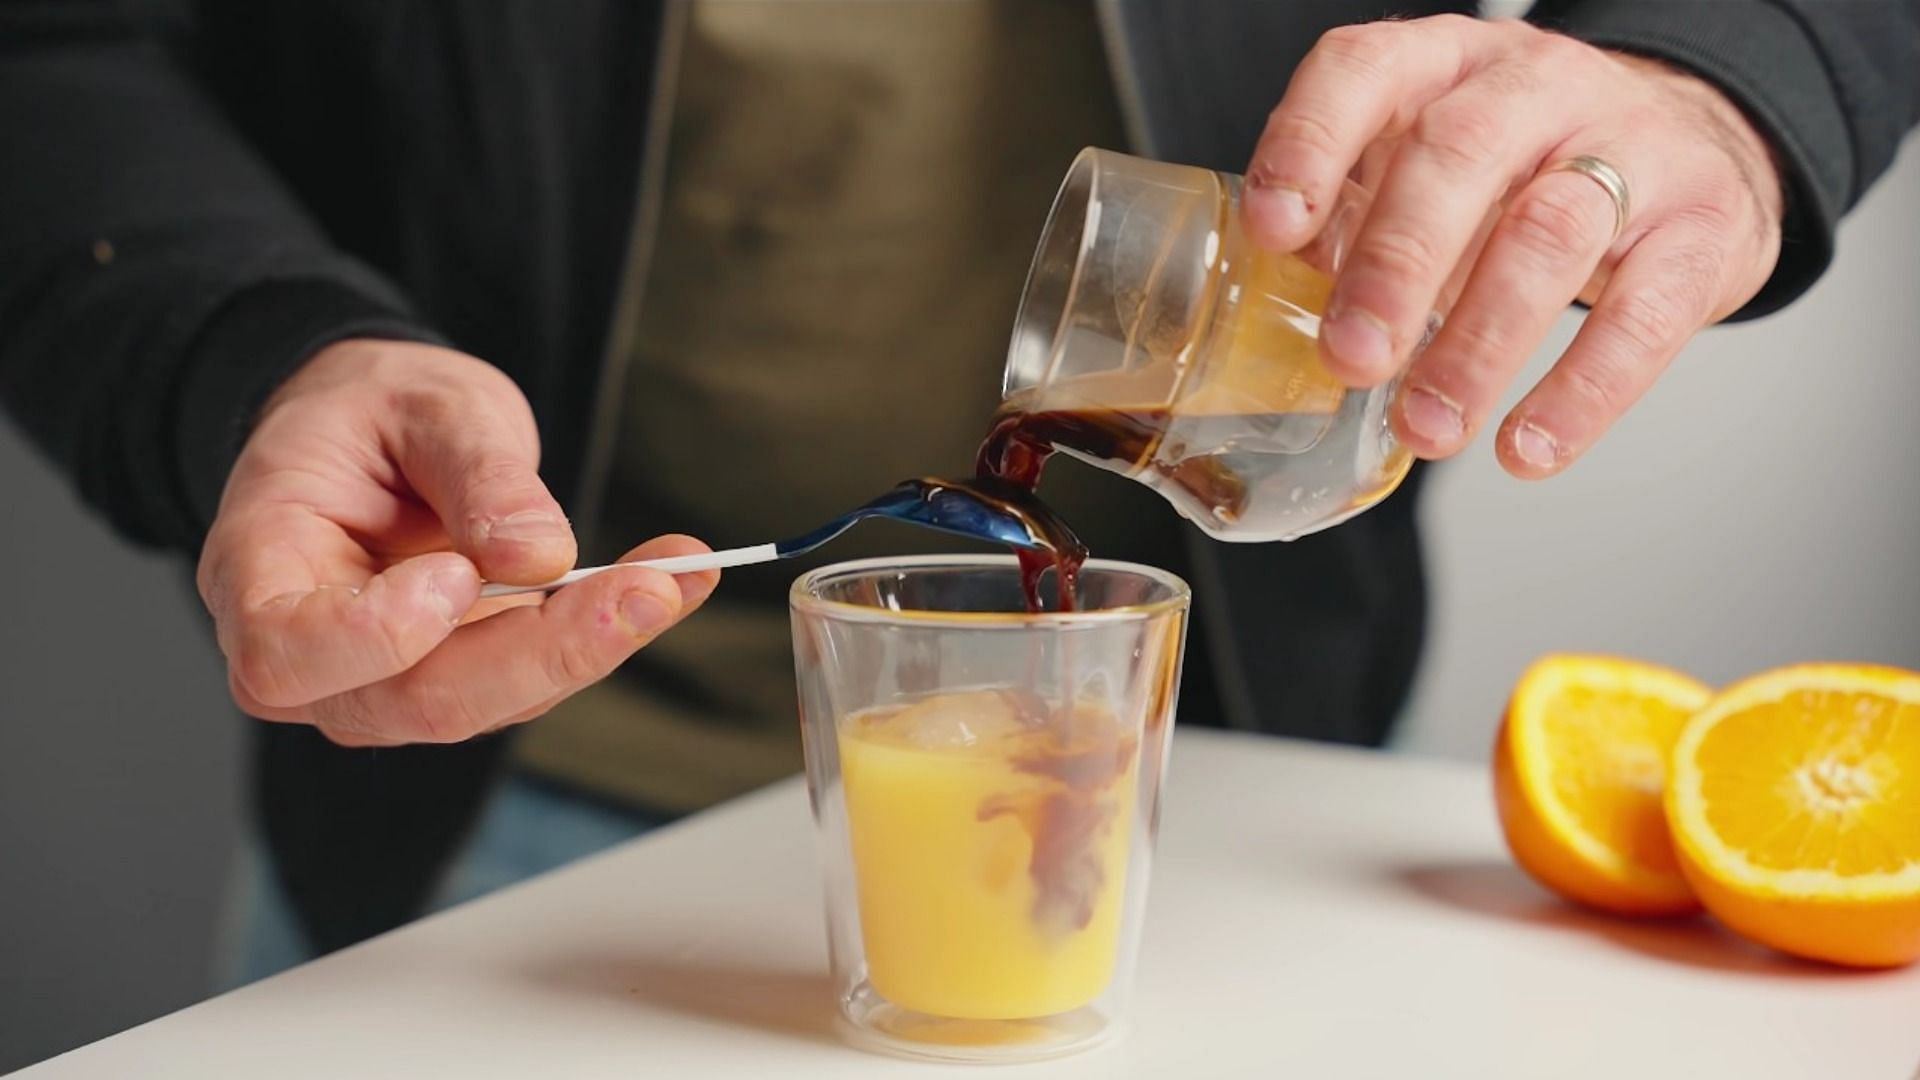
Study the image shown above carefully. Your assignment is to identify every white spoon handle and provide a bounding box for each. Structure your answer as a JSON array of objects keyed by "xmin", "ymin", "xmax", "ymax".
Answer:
[{"xmin": 478, "ymin": 542, "xmax": 781, "ymax": 599}]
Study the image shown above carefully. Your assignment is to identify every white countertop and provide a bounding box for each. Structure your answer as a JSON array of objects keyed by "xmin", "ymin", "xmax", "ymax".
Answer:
[{"xmin": 19, "ymin": 730, "xmax": 1920, "ymax": 1078}]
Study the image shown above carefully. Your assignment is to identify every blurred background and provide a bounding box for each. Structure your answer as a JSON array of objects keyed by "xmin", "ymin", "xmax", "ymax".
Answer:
[{"xmin": 2, "ymin": 72, "xmax": 1915, "ymax": 1080}]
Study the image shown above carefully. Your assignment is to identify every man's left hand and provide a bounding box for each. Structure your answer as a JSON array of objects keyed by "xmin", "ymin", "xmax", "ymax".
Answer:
[{"xmin": 1244, "ymin": 15, "xmax": 1784, "ymax": 478}]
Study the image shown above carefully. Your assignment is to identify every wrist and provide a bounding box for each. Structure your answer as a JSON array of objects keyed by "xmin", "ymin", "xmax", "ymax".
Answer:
[
  {"xmin": 178, "ymin": 283, "xmax": 446, "ymax": 538},
  {"xmin": 1607, "ymin": 50, "xmax": 1787, "ymax": 228}
]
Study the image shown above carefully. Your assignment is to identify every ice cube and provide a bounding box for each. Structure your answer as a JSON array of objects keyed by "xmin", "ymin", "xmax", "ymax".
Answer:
[{"xmin": 890, "ymin": 690, "xmax": 1026, "ymax": 750}]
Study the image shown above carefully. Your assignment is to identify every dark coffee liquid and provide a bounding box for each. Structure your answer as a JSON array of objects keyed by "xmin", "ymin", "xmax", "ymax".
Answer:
[
  {"xmin": 917, "ymin": 402, "xmax": 1250, "ymax": 612},
  {"xmin": 904, "ymin": 472, "xmax": 1086, "ymax": 613},
  {"xmin": 966, "ymin": 404, "xmax": 1254, "ymax": 612},
  {"xmin": 895, "ymin": 407, "xmax": 1118, "ymax": 614},
  {"xmin": 900, "ymin": 411, "xmax": 1171, "ymax": 933},
  {"xmin": 968, "ymin": 410, "xmax": 1086, "ymax": 613},
  {"xmin": 980, "ymin": 405, "xmax": 1253, "ymax": 521}
]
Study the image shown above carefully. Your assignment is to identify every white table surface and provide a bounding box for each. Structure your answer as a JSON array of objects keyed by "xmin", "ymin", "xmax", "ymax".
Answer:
[{"xmin": 19, "ymin": 730, "xmax": 1920, "ymax": 1079}]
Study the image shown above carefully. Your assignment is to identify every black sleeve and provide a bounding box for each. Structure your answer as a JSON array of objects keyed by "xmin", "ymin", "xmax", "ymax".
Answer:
[
  {"xmin": 0, "ymin": 3, "xmax": 444, "ymax": 553},
  {"xmin": 1527, "ymin": 0, "xmax": 1920, "ymax": 319}
]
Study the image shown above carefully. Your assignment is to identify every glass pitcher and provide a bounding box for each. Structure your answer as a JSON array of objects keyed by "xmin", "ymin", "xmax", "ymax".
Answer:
[{"xmin": 1002, "ymin": 146, "xmax": 1470, "ymax": 541}]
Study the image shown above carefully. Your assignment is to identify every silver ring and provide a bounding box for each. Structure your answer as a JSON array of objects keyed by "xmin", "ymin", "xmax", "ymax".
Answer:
[{"xmin": 1550, "ymin": 155, "xmax": 1631, "ymax": 242}]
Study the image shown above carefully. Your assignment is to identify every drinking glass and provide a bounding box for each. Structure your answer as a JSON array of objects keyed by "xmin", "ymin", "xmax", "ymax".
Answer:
[
  {"xmin": 1003, "ymin": 146, "xmax": 1481, "ymax": 540},
  {"xmin": 791, "ymin": 555, "xmax": 1190, "ymax": 1062}
]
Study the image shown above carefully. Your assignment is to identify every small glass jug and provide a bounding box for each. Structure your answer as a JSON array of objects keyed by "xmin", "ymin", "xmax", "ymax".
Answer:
[{"xmin": 1002, "ymin": 146, "xmax": 1462, "ymax": 541}]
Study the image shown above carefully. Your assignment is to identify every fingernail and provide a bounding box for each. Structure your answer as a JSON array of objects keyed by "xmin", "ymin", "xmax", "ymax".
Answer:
[
  {"xmin": 1401, "ymin": 386, "xmax": 1464, "ymax": 446},
  {"xmin": 1250, "ymin": 184, "xmax": 1311, "ymax": 239},
  {"xmin": 484, "ymin": 510, "xmax": 569, "ymax": 544},
  {"xmin": 1323, "ymin": 307, "xmax": 1395, "ymax": 375},
  {"xmin": 426, "ymin": 567, "xmax": 469, "ymax": 624},
  {"xmin": 617, "ymin": 589, "xmax": 675, "ymax": 639},
  {"xmin": 1512, "ymin": 422, "xmax": 1561, "ymax": 471}
]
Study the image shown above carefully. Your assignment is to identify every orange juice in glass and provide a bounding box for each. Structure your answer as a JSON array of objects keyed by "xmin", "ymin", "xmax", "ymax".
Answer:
[{"xmin": 793, "ymin": 557, "xmax": 1187, "ymax": 1062}]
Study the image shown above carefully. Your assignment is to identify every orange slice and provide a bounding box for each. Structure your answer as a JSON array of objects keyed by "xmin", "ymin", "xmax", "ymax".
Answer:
[
  {"xmin": 1494, "ymin": 655, "xmax": 1711, "ymax": 916},
  {"xmin": 1667, "ymin": 663, "xmax": 1920, "ymax": 967}
]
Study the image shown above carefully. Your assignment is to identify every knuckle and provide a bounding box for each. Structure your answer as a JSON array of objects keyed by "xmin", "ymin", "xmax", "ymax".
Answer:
[
  {"xmin": 434, "ymin": 355, "xmax": 536, "ymax": 423},
  {"xmin": 319, "ymin": 724, "xmax": 376, "ymax": 749},
  {"xmin": 1557, "ymin": 358, "xmax": 1629, "ymax": 419},
  {"xmin": 546, "ymin": 636, "xmax": 611, "ymax": 692},
  {"xmin": 341, "ymin": 594, "xmax": 414, "ymax": 671},
  {"xmin": 309, "ymin": 691, "xmax": 381, "ymax": 741},
  {"xmin": 231, "ymin": 634, "xmax": 296, "ymax": 709},
  {"xmin": 462, "ymin": 454, "xmax": 534, "ymax": 492},
  {"xmin": 1424, "ymin": 12, "xmax": 1479, "ymax": 35},
  {"xmin": 396, "ymin": 679, "xmax": 488, "ymax": 743},
  {"xmin": 1316, "ymin": 23, "xmax": 1393, "ymax": 76},
  {"xmin": 226, "ymin": 668, "xmax": 273, "ymax": 719},
  {"xmin": 1437, "ymin": 316, "xmax": 1513, "ymax": 380},
  {"xmin": 1262, "ymin": 108, "xmax": 1344, "ymax": 160},
  {"xmin": 194, "ymin": 551, "xmax": 223, "ymax": 611},
  {"xmin": 1603, "ymin": 291, "xmax": 1687, "ymax": 359},
  {"xmin": 1506, "ymin": 185, "xmax": 1603, "ymax": 262},
  {"xmin": 1477, "ymin": 57, "xmax": 1544, "ymax": 99},
  {"xmin": 1530, "ymin": 30, "xmax": 1592, "ymax": 69},
  {"xmin": 1410, "ymin": 102, "xmax": 1502, "ymax": 174},
  {"xmin": 354, "ymin": 340, "xmax": 426, "ymax": 383},
  {"xmin": 392, "ymin": 373, "xmax": 539, "ymax": 464},
  {"xmin": 1358, "ymin": 227, "xmax": 1449, "ymax": 290},
  {"xmin": 1657, "ymin": 244, "xmax": 1727, "ymax": 317},
  {"xmin": 388, "ymin": 385, "xmax": 455, "ymax": 430},
  {"xmin": 459, "ymin": 354, "xmax": 524, "ymax": 400},
  {"xmin": 1673, "ymin": 194, "xmax": 1742, "ymax": 239}
]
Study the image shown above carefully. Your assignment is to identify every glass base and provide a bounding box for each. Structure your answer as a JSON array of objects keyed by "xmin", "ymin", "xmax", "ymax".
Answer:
[{"xmin": 837, "ymin": 981, "xmax": 1118, "ymax": 1064}]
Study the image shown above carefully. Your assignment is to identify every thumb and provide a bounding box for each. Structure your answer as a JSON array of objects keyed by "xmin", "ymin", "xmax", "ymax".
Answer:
[{"xmin": 392, "ymin": 384, "xmax": 577, "ymax": 585}]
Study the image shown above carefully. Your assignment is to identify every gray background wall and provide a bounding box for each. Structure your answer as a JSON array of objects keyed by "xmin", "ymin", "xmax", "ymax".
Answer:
[
  {"xmin": 0, "ymin": 425, "xmax": 239, "ymax": 1072},
  {"xmin": 2, "ymin": 102, "xmax": 1915, "ymax": 1080}
]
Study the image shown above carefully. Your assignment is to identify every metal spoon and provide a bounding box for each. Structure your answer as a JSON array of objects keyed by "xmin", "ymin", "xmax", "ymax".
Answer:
[{"xmin": 478, "ymin": 478, "xmax": 1053, "ymax": 599}]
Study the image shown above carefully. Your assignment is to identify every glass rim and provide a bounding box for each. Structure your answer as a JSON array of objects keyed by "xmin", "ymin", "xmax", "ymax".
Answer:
[
  {"xmin": 1002, "ymin": 145, "xmax": 1105, "ymax": 398},
  {"xmin": 789, "ymin": 554, "xmax": 1191, "ymax": 628}
]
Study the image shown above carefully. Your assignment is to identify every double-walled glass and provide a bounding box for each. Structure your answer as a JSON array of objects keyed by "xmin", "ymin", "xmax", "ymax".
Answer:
[
  {"xmin": 792, "ymin": 556, "xmax": 1190, "ymax": 1063},
  {"xmin": 1004, "ymin": 146, "xmax": 1474, "ymax": 540}
]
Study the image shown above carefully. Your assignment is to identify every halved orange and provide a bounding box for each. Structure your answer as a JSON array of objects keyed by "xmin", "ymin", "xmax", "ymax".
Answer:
[
  {"xmin": 1667, "ymin": 663, "xmax": 1920, "ymax": 967},
  {"xmin": 1494, "ymin": 655, "xmax": 1712, "ymax": 916}
]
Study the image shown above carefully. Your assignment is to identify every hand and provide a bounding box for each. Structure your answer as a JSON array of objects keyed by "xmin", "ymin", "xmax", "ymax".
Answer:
[
  {"xmin": 1243, "ymin": 15, "xmax": 1785, "ymax": 478},
  {"xmin": 195, "ymin": 339, "xmax": 718, "ymax": 747}
]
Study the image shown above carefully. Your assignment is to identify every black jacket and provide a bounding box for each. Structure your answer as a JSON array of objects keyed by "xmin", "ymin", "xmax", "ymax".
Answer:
[{"xmin": 4, "ymin": 0, "xmax": 1916, "ymax": 954}]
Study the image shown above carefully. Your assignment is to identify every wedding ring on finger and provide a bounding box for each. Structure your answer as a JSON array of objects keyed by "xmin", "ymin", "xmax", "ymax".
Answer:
[{"xmin": 1547, "ymin": 155, "xmax": 1632, "ymax": 243}]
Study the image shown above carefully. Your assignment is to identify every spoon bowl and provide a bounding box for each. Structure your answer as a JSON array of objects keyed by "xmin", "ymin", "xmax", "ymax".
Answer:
[{"xmin": 479, "ymin": 478, "xmax": 1073, "ymax": 599}]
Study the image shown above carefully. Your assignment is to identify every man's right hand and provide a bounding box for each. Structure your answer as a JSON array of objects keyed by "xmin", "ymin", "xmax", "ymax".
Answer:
[{"xmin": 195, "ymin": 339, "xmax": 717, "ymax": 747}]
